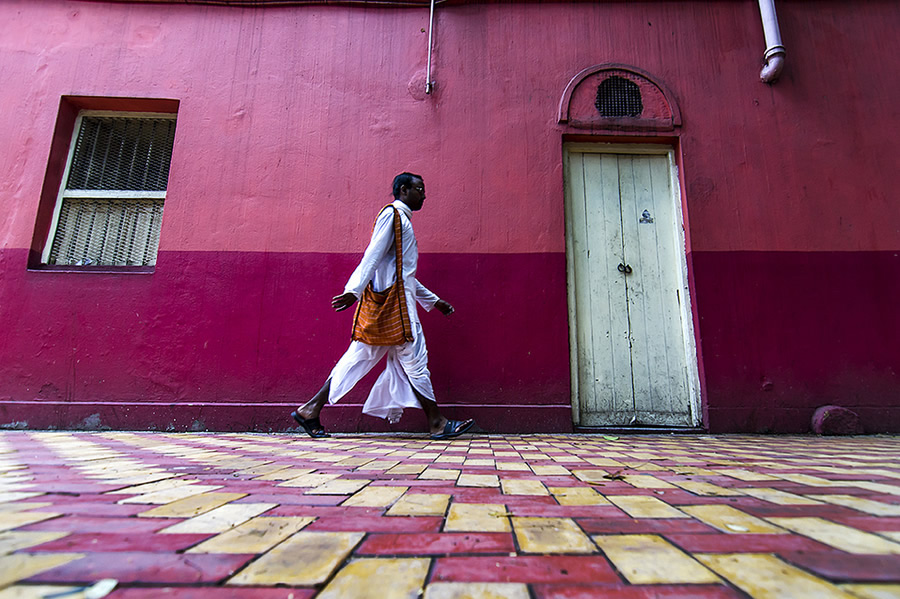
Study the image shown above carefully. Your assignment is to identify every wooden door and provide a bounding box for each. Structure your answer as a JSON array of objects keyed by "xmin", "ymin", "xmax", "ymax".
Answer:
[{"xmin": 566, "ymin": 149, "xmax": 697, "ymax": 427}]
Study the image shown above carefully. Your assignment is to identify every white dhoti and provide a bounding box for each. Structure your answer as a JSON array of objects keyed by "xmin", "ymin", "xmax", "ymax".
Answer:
[{"xmin": 327, "ymin": 321, "xmax": 434, "ymax": 423}]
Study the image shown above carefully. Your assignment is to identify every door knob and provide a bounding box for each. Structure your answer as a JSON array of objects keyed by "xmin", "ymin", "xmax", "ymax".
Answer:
[{"xmin": 617, "ymin": 263, "xmax": 633, "ymax": 274}]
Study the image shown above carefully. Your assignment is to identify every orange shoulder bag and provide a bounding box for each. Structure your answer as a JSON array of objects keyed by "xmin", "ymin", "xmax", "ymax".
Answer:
[{"xmin": 350, "ymin": 206, "xmax": 414, "ymax": 346}]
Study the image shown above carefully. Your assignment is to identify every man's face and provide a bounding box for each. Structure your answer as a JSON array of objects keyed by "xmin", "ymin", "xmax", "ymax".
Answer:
[{"xmin": 402, "ymin": 178, "xmax": 426, "ymax": 211}]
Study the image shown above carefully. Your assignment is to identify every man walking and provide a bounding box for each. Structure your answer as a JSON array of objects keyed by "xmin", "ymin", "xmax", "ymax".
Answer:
[{"xmin": 291, "ymin": 172, "xmax": 475, "ymax": 440}]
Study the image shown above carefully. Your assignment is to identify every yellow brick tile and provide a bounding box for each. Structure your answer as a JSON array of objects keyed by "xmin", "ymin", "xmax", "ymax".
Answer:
[
  {"xmin": 606, "ymin": 496, "xmax": 689, "ymax": 519},
  {"xmin": 187, "ymin": 517, "xmax": 315, "ymax": 554},
  {"xmin": 357, "ymin": 460, "xmax": 402, "ymax": 471},
  {"xmin": 739, "ymin": 488, "xmax": 824, "ymax": 505},
  {"xmin": 106, "ymin": 477, "xmax": 201, "ymax": 495},
  {"xmin": 767, "ymin": 517, "xmax": 900, "ymax": 554},
  {"xmin": 307, "ymin": 479, "xmax": 372, "ymax": 495},
  {"xmin": 621, "ymin": 475, "xmax": 676, "ymax": 489},
  {"xmin": 277, "ymin": 473, "xmax": 341, "ymax": 488},
  {"xmin": 385, "ymin": 463, "xmax": 427, "ymax": 475},
  {"xmin": 493, "ymin": 452, "xmax": 521, "ymax": 458},
  {"xmin": 137, "ymin": 492, "xmax": 247, "ymax": 518},
  {"xmin": 118, "ymin": 484, "xmax": 223, "ymax": 505},
  {"xmin": 424, "ymin": 582, "xmax": 530, "ymax": 599},
  {"xmin": 680, "ymin": 505, "xmax": 784, "ymax": 533},
  {"xmin": 0, "ymin": 531, "xmax": 68, "ymax": 555},
  {"xmin": 317, "ymin": 558, "xmax": 430, "ymax": 599},
  {"xmin": 384, "ymin": 451, "xmax": 417, "ymax": 458},
  {"xmin": 434, "ymin": 455, "xmax": 466, "ymax": 464},
  {"xmin": 228, "ymin": 531, "xmax": 363, "ymax": 586},
  {"xmin": 850, "ymin": 481, "xmax": 900, "ymax": 496},
  {"xmin": 253, "ymin": 468, "xmax": 315, "ymax": 481},
  {"xmin": 572, "ymin": 470, "xmax": 610, "ymax": 484},
  {"xmin": 839, "ymin": 583, "xmax": 900, "ymax": 599},
  {"xmin": 414, "ymin": 452, "xmax": 441, "ymax": 461},
  {"xmin": 334, "ymin": 457, "xmax": 377, "ymax": 468},
  {"xmin": 0, "ymin": 502, "xmax": 51, "ymax": 514},
  {"xmin": 500, "ymin": 479, "xmax": 549, "ymax": 496},
  {"xmin": 445, "ymin": 503, "xmax": 510, "ymax": 532},
  {"xmin": 593, "ymin": 534, "xmax": 719, "ymax": 584},
  {"xmin": 387, "ymin": 493, "xmax": 450, "ymax": 517},
  {"xmin": 463, "ymin": 458, "xmax": 496, "ymax": 467},
  {"xmin": 0, "ymin": 553, "xmax": 84, "ymax": 587},
  {"xmin": 0, "ymin": 585, "xmax": 88, "ymax": 599},
  {"xmin": 0, "ymin": 511, "xmax": 61, "ymax": 532},
  {"xmin": 496, "ymin": 462, "xmax": 530, "ymax": 472},
  {"xmin": 696, "ymin": 553, "xmax": 858, "ymax": 599},
  {"xmin": 774, "ymin": 473, "xmax": 846, "ymax": 487},
  {"xmin": 668, "ymin": 481, "xmax": 743, "ymax": 496},
  {"xmin": 512, "ymin": 517, "xmax": 596, "ymax": 554},
  {"xmin": 549, "ymin": 487, "xmax": 610, "ymax": 506},
  {"xmin": 468, "ymin": 449, "xmax": 494, "ymax": 455},
  {"xmin": 457, "ymin": 474, "xmax": 500, "ymax": 488},
  {"xmin": 342, "ymin": 486, "xmax": 408, "ymax": 507},
  {"xmin": 882, "ymin": 532, "xmax": 900, "ymax": 543},
  {"xmin": 530, "ymin": 465, "xmax": 570, "ymax": 476},
  {"xmin": 419, "ymin": 468, "xmax": 460, "ymax": 481},
  {"xmin": 159, "ymin": 502, "xmax": 276, "ymax": 534}
]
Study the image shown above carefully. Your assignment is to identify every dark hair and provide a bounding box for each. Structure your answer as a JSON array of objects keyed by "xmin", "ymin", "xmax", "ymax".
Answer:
[{"xmin": 392, "ymin": 172, "xmax": 423, "ymax": 198}]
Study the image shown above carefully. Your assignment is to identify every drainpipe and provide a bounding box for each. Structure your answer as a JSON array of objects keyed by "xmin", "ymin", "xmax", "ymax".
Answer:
[
  {"xmin": 425, "ymin": 0, "xmax": 436, "ymax": 94},
  {"xmin": 758, "ymin": 0, "xmax": 785, "ymax": 83}
]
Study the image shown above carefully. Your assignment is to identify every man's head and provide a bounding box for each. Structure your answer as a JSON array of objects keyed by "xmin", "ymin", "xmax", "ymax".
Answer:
[{"xmin": 393, "ymin": 172, "xmax": 426, "ymax": 211}]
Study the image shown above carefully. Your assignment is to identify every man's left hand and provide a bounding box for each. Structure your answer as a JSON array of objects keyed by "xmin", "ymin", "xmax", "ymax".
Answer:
[{"xmin": 435, "ymin": 299, "xmax": 454, "ymax": 316}]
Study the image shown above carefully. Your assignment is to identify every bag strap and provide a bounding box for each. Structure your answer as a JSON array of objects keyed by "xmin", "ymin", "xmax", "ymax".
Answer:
[{"xmin": 389, "ymin": 206, "xmax": 404, "ymax": 287}]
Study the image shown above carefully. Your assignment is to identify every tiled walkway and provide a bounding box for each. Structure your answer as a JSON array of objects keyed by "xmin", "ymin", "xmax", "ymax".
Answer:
[{"xmin": 1, "ymin": 432, "xmax": 899, "ymax": 598}]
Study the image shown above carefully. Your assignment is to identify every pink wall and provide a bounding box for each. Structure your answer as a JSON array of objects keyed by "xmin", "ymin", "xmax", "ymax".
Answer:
[{"xmin": 1, "ymin": 0, "xmax": 899, "ymax": 432}]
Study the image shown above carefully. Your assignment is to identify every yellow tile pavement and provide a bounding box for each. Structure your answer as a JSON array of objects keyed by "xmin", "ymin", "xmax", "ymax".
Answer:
[
  {"xmin": 316, "ymin": 558, "xmax": 430, "ymax": 599},
  {"xmin": 387, "ymin": 493, "xmax": 450, "ymax": 517},
  {"xmin": 187, "ymin": 516, "xmax": 315, "ymax": 553},
  {"xmin": 228, "ymin": 531, "xmax": 364, "ymax": 586},
  {"xmin": 549, "ymin": 486, "xmax": 610, "ymax": 506},
  {"xmin": 445, "ymin": 503, "xmax": 510, "ymax": 532},
  {"xmin": 593, "ymin": 534, "xmax": 720, "ymax": 584},
  {"xmin": 605, "ymin": 495, "xmax": 689, "ymax": 519},
  {"xmin": 511, "ymin": 517, "xmax": 596, "ymax": 554},
  {"xmin": 767, "ymin": 517, "xmax": 900, "ymax": 554},
  {"xmin": 680, "ymin": 505, "xmax": 785, "ymax": 533},
  {"xmin": 342, "ymin": 486, "xmax": 408, "ymax": 507},
  {"xmin": 697, "ymin": 553, "xmax": 859, "ymax": 599},
  {"xmin": 137, "ymin": 492, "xmax": 247, "ymax": 518},
  {"xmin": 159, "ymin": 502, "xmax": 276, "ymax": 534},
  {"xmin": 0, "ymin": 531, "xmax": 68, "ymax": 555},
  {"xmin": 500, "ymin": 479, "xmax": 549, "ymax": 496},
  {"xmin": 0, "ymin": 553, "xmax": 84, "ymax": 587}
]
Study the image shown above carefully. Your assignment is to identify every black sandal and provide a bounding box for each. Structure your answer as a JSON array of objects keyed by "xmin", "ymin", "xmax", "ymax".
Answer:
[
  {"xmin": 430, "ymin": 419, "xmax": 475, "ymax": 440},
  {"xmin": 291, "ymin": 411, "xmax": 331, "ymax": 438}
]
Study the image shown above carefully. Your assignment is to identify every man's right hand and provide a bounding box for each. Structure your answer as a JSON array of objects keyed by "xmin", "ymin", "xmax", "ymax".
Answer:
[{"xmin": 332, "ymin": 292, "xmax": 358, "ymax": 312}]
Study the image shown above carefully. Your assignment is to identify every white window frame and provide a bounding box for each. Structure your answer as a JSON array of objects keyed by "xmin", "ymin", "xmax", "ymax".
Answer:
[{"xmin": 41, "ymin": 110, "xmax": 176, "ymax": 266}]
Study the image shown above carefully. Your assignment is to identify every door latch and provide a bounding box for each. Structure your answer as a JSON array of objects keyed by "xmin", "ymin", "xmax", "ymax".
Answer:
[{"xmin": 617, "ymin": 263, "xmax": 633, "ymax": 274}]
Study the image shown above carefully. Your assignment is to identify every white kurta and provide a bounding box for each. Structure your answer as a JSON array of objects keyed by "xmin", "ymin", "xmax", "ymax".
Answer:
[{"xmin": 327, "ymin": 200, "xmax": 441, "ymax": 423}]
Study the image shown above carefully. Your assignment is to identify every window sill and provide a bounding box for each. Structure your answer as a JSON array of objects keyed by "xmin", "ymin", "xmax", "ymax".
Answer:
[{"xmin": 28, "ymin": 265, "xmax": 156, "ymax": 274}]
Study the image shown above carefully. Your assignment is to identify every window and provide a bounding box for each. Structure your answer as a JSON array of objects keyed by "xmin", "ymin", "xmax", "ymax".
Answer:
[{"xmin": 41, "ymin": 111, "xmax": 177, "ymax": 268}]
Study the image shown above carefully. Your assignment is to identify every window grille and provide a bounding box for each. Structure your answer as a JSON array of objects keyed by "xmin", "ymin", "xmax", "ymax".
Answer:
[
  {"xmin": 44, "ymin": 112, "xmax": 176, "ymax": 267},
  {"xmin": 595, "ymin": 76, "xmax": 643, "ymax": 118}
]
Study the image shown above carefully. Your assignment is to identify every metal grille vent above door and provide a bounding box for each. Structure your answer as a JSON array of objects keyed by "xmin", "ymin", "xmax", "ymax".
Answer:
[{"xmin": 595, "ymin": 76, "xmax": 643, "ymax": 118}]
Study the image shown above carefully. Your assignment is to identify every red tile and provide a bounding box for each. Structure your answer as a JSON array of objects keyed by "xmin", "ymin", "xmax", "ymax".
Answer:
[
  {"xmin": 780, "ymin": 551, "xmax": 900, "ymax": 582},
  {"xmin": 533, "ymin": 584, "xmax": 743, "ymax": 599},
  {"xmin": 579, "ymin": 519, "xmax": 716, "ymax": 534},
  {"xmin": 664, "ymin": 533, "xmax": 832, "ymax": 553},
  {"xmin": 31, "ymin": 502, "xmax": 149, "ymax": 517},
  {"xmin": 826, "ymin": 516, "xmax": 900, "ymax": 532},
  {"xmin": 29, "ymin": 533, "xmax": 213, "ymax": 553},
  {"xmin": 431, "ymin": 556, "xmax": 619, "ymax": 584},
  {"xmin": 22, "ymin": 516, "xmax": 176, "ymax": 534},
  {"xmin": 28, "ymin": 552, "xmax": 254, "ymax": 584},
  {"xmin": 357, "ymin": 533, "xmax": 515, "ymax": 555}
]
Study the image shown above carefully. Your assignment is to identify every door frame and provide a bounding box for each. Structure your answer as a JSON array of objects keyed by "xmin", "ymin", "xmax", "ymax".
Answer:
[{"xmin": 563, "ymin": 142, "xmax": 702, "ymax": 427}]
